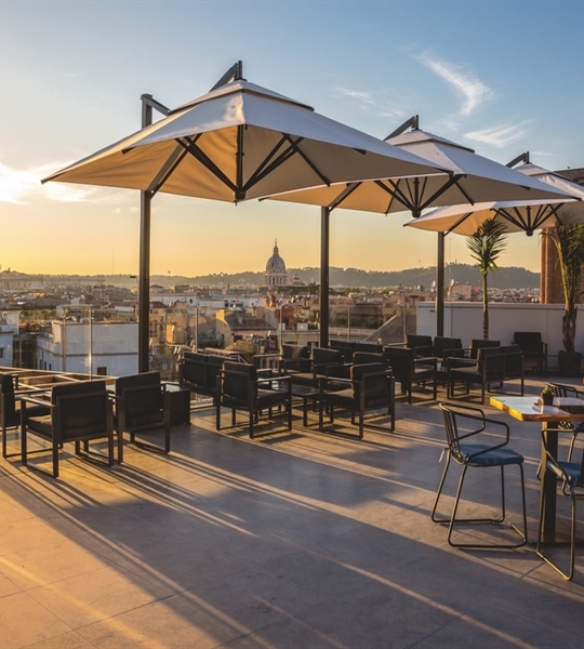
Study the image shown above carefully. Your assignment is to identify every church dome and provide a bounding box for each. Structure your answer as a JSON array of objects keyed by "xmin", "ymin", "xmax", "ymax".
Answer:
[
  {"xmin": 266, "ymin": 241, "xmax": 287, "ymax": 273},
  {"xmin": 265, "ymin": 240, "xmax": 288, "ymax": 287}
]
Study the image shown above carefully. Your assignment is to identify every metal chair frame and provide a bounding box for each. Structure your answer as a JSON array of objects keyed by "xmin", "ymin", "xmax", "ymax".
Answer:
[
  {"xmin": 536, "ymin": 427, "xmax": 584, "ymax": 580},
  {"xmin": 548, "ymin": 382, "xmax": 584, "ymax": 461},
  {"xmin": 432, "ymin": 403, "xmax": 528, "ymax": 549}
]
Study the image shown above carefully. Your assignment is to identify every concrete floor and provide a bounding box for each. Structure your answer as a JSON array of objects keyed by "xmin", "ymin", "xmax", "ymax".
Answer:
[{"xmin": 2, "ymin": 379, "xmax": 584, "ymax": 648}]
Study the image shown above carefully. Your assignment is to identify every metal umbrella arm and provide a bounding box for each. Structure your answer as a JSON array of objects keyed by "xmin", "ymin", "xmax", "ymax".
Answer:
[
  {"xmin": 496, "ymin": 203, "xmax": 562, "ymax": 236},
  {"xmin": 135, "ymin": 129, "xmax": 334, "ymax": 203}
]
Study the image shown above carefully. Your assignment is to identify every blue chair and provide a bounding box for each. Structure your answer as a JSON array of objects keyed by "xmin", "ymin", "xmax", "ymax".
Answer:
[
  {"xmin": 548, "ymin": 382, "xmax": 584, "ymax": 461},
  {"xmin": 431, "ymin": 403, "xmax": 527, "ymax": 549},
  {"xmin": 536, "ymin": 427, "xmax": 584, "ymax": 580}
]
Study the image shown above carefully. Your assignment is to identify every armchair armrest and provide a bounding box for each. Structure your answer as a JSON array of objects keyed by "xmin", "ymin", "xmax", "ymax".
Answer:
[
  {"xmin": 448, "ymin": 403, "xmax": 510, "ymax": 450},
  {"xmin": 414, "ymin": 356, "xmax": 438, "ymax": 369},
  {"xmin": 319, "ymin": 375, "xmax": 351, "ymax": 390},
  {"xmin": 446, "ymin": 357, "xmax": 477, "ymax": 371},
  {"xmin": 441, "ymin": 347, "xmax": 466, "ymax": 360},
  {"xmin": 20, "ymin": 394, "xmax": 52, "ymax": 409},
  {"xmin": 313, "ymin": 361, "xmax": 351, "ymax": 378}
]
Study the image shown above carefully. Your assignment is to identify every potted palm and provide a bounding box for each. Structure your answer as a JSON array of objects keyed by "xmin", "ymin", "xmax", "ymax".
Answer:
[
  {"xmin": 466, "ymin": 218, "xmax": 507, "ymax": 340},
  {"xmin": 545, "ymin": 223, "xmax": 584, "ymax": 376}
]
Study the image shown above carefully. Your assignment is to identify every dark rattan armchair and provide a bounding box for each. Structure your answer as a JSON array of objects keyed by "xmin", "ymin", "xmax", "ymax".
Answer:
[
  {"xmin": 318, "ymin": 363, "xmax": 395, "ymax": 439},
  {"xmin": 216, "ymin": 361, "xmax": 292, "ymax": 438},
  {"xmin": 513, "ymin": 331, "xmax": 547, "ymax": 375},
  {"xmin": 115, "ymin": 371, "xmax": 171, "ymax": 461},
  {"xmin": 383, "ymin": 346, "xmax": 437, "ymax": 403},
  {"xmin": 1, "ymin": 374, "xmax": 50, "ymax": 459},
  {"xmin": 21, "ymin": 380, "xmax": 114, "ymax": 478}
]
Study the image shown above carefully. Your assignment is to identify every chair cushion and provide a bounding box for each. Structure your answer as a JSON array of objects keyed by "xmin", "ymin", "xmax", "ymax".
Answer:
[
  {"xmin": 25, "ymin": 414, "xmax": 53, "ymax": 439},
  {"xmin": 288, "ymin": 372, "xmax": 316, "ymax": 387},
  {"xmin": 324, "ymin": 387, "xmax": 354, "ymax": 406},
  {"xmin": 256, "ymin": 389, "xmax": 290, "ymax": 408},
  {"xmin": 458, "ymin": 443, "xmax": 523, "ymax": 466},
  {"xmin": 14, "ymin": 401, "xmax": 51, "ymax": 427},
  {"xmin": 548, "ymin": 460, "xmax": 582, "ymax": 486}
]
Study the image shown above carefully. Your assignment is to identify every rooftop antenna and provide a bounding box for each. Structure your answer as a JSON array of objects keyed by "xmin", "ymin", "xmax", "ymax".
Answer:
[
  {"xmin": 506, "ymin": 151, "xmax": 530, "ymax": 168},
  {"xmin": 385, "ymin": 115, "xmax": 419, "ymax": 140}
]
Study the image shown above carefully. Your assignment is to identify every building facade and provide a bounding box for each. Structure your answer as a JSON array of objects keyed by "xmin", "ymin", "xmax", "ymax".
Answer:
[{"xmin": 36, "ymin": 320, "xmax": 139, "ymax": 376}]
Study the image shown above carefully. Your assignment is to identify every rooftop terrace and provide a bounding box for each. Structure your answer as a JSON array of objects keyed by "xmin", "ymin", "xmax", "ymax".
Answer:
[{"xmin": 2, "ymin": 375, "xmax": 584, "ymax": 648}]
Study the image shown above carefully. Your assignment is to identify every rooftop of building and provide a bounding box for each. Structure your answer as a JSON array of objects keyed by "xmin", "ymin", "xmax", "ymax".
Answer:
[{"xmin": 2, "ymin": 371, "xmax": 584, "ymax": 647}]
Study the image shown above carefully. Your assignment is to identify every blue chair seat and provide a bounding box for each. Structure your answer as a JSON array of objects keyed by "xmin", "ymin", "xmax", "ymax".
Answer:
[
  {"xmin": 459, "ymin": 443, "xmax": 524, "ymax": 467},
  {"xmin": 547, "ymin": 460, "xmax": 582, "ymax": 485}
]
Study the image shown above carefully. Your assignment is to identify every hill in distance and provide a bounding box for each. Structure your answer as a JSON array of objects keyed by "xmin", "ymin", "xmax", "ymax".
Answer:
[
  {"xmin": 8, "ymin": 263, "xmax": 538, "ymax": 291},
  {"xmin": 145, "ymin": 262, "xmax": 539, "ymax": 290}
]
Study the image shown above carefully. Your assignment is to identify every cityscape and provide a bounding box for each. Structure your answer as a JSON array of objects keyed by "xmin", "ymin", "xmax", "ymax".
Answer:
[{"xmin": 0, "ymin": 239, "xmax": 545, "ymax": 381}]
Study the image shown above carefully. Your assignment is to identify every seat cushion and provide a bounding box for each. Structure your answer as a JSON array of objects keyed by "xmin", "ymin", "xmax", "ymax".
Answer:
[
  {"xmin": 289, "ymin": 372, "xmax": 316, "ymax": 387},
  {"xmin": 256, "ymin": 389, "xmax": 289, "ymax": 408},
  {"xmin": 458, "ymin": 443, "xmax": 523, "ymax": 466},
  {"xmin": 549, "ymin": 460, "xmax": 582, "ymax": 486},
  {"xmin": 325, "ymin": 387, "xmax": 354, "ymax": 407},
  {"xmin": 25, "ymin": 414, "xmax": 53, "ymax": 439}
]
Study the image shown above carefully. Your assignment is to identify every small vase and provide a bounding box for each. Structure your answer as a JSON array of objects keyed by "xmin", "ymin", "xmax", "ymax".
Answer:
[{"xmin": 542, "ymin": 392, "xmax": 554, "ymax": 406}]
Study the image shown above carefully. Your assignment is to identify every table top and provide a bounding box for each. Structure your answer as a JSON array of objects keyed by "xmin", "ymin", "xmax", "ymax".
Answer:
[{"xmin": 490, "ymin": 396, "xmax": 584, "ymax": 422}]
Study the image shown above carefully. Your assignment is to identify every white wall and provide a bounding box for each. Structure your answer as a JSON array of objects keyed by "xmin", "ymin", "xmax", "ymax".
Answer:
[
  {"xmin": 418, "ymin": 302, "xmax": 581, "ymax": 367},
  {"xmin": 37, "ymin": 321, "xmax": 138, "ymax": 376}
]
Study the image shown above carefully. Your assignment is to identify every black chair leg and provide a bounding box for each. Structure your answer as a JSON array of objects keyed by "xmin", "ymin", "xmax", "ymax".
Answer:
[
  {"xmin": 435, "ymin": 459, "xmax": 527, "ymax": 549},
  {"xmin": 52, "ymin": 442, "xmax": 59, "ymax": 478},
  {"xmin": 431, "ymin": 453, "xmax": 452, "ymax": 523},
  {"xmin": 537, "ymin": 494, "xmax": 577, "ymax": 580}
]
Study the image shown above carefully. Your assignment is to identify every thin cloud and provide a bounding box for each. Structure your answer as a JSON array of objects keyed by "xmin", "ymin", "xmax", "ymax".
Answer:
[
  {"xmin": 335, "ymin": 87, "xmax": 409, "ymax": 119},
  {"xmin": 465, "ymin": 121, "xmax": 531, "ymax": 148},
  {"xmin": 0, "ymin": 159, "xmax": 91, "ymax": 204},
  {"xmin": 417, "ymin": 54, "xmax": 493, "ymax": 116}
]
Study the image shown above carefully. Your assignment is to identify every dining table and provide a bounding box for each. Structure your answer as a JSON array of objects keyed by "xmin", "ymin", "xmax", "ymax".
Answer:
[{"xmin": 490, "ymin": 395, "xmax": 584, "ymax": 543}]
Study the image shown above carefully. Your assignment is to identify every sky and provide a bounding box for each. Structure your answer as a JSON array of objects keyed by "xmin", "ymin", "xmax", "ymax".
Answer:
[{"xmin": 1, "ymin": 0, "xmax": 583, "ymax": 278}]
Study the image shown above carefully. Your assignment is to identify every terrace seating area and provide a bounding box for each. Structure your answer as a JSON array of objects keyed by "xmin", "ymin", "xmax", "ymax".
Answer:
[{"xmin": 1, "ymin": 363, "xmax": 584, "ymax": 648}]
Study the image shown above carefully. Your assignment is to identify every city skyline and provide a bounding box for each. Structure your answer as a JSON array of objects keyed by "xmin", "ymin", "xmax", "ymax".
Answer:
[{"xmin": 1, "ymin": 1, "xmax": 582, "ymax": 276}]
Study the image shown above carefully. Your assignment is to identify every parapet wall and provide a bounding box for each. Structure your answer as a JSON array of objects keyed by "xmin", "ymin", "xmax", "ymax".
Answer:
[{"xmin": 417, "ymin": 302, "xmax": 580, "ymax": 367}]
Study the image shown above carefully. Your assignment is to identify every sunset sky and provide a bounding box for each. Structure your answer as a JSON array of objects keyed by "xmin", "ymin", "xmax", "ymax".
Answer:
[{"xmin": 1, "ymin": 1, "xmax": 583, "ymax": 277}]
